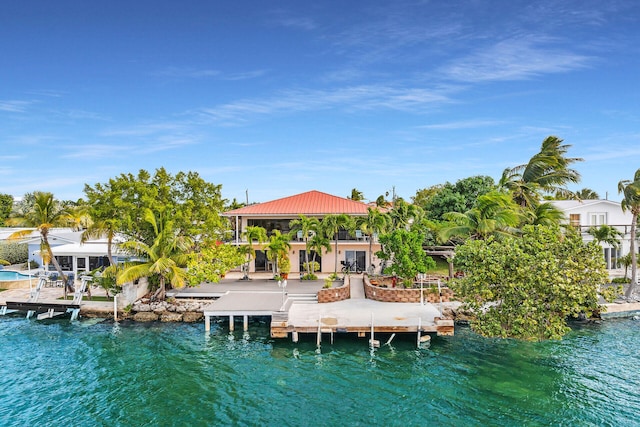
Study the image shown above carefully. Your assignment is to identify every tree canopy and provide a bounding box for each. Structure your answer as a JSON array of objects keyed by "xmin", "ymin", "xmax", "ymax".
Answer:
[
  {"xmin": 419, "ymin": 176, "xmax": 496, "ymax": 221},
  {"xmin": 83, "ymin": 168, "xmax": 227, "ymax": 247},
  {"xmin": 452, "ymin": 225, "xmax": 608, "ymax": 341}
]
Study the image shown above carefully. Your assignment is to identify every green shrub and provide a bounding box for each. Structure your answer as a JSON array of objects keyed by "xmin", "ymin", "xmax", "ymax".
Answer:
[
  {"xmin": 0, "ymin": 259, "xmax": 9, "ymax": 266},
  {"xmin": 301, "ymin": 273, "xmax": 318, "ymax": 280},
  {"xmin": 611, "ymin": 277, "xmax": 630, "ymax": 284},
  {"xmin": 0, "ymin": 242, "xmax": 28, "ymax": 265},
  {"xmin": 302, "ymin": 261, "xmax": 320, "ymax": 273}
]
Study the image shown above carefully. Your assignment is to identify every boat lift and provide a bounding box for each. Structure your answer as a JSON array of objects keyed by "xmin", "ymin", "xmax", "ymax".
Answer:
[{"xmin": 1, "ymin": 275, "xmax": 91, "ymax": 321}]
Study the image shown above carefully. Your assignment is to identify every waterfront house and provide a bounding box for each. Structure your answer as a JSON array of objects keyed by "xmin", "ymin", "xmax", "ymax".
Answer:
[
  {"xmin": 223, "ymin": 190, "xmax": 381, "ymax": 274},
  {"xmin": 552, "ymin": 199, "xmax": 635, "ymax": 269}
]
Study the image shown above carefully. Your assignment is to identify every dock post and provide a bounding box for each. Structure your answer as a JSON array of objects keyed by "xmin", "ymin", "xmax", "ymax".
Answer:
[
  {"xmin": 114, "ymin": 294, "xmax": 118, "ymax": 322},
  {"xmin": 292, "ymin": 331, "xmax": 299, "ymax": 343},
  {"xmin": 369, "ymin": 312, "xmax": 379, "ymax": 348},
  {"xmin": 316, "ymin": 314, "xmax": 322, "ymax": 349},
  {"xmin": 229, "ymin": 315, "xmax": 234, "ymax": 332},
  {"xmin": 243, "ymin": 315, "xmax": 248, "ymax": 332},
  {"xmin": 205, "ymin": 315, "xmax": 211, "ymax": 332},
  {"xmin": 417, "ymin": 318, "xmax": 421, "ymax": 348}
]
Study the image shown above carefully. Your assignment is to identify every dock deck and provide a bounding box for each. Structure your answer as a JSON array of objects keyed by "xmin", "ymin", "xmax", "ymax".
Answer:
[{"xmin": 197, "ymin": 275, "xmax": 455, "ymax": 340}]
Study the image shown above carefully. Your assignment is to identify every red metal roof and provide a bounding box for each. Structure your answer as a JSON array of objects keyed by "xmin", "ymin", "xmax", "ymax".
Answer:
[{"xmin": 224, "ymin": 190, "xmax": 370, "ymax": 216}]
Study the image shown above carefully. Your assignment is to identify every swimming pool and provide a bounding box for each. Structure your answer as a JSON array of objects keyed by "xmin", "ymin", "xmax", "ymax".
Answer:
[{"xmin": 0, "ymin": 270, "xmax": 33, "ymax": 281}]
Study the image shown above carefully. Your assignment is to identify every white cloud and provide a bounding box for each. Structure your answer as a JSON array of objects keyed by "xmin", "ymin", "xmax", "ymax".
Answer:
[
  {"xmin": 441, "ymin": 36, "xmax": 592, "ymax": 82},
  {"xmin": 0, "ymin": 100, "xmax": 33, "ymax": 113}
]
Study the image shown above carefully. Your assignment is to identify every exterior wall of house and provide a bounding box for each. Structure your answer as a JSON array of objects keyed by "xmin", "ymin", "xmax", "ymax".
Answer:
[
  {"xmin": 250, "ymin": 240, "xmax": 382, "ymax": 274},
  {"xmin": 553, "ymin": 200, "xmax": 636, "ymax": 269}
]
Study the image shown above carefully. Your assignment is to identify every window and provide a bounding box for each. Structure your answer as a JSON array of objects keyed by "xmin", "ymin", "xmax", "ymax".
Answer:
[
  {"xmin": 589, "ymin": 212, "xmax": 607, "ymax": 225},
  {"xmin": 569, "ymin": 214, "xmax": 581, "ymax": 228}
]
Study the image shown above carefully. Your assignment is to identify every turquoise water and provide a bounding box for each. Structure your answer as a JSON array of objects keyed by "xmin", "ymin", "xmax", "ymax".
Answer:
[
  {"xmin": 0, "ymin": 270, "xmax": 32, "ymax": 281},
  {"xmin": 0, "ymin": 316, "xmax": 639, "ymax": 427}
]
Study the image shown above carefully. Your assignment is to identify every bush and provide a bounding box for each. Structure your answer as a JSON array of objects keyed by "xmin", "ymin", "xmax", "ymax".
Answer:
[
  {"xmin": 611, "ymin": 277, "xmax": 630, "ymax": 284},
  {"xmin": 0, "ymin": 242, "xmax": 28, "ymax": 265},
  {"xmin": 302, "ymin": 261, "xmax": 320, "ymax": 273},
  {"xmin": 301, "ymin": 273, "xmax": 318, "ymax": 280}
]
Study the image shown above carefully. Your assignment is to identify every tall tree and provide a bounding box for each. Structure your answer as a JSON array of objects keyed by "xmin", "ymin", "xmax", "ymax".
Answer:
[
  {"xmin": 575, "ymin": 188, "xmax": 600, "ymax": 200},
  {"xmin": 81, "ymin": 218, "xmax": 120, "ymax": 267},
  {"xmin": 0, "ymin": 194, "xmax": 13, "ymax": 226},
  {"xmin": 618, "ymin": 169, "xmax": 640, "ymax": 298},
  {"xmin": 357, "ymin": 207, "xmax": 389, "ymax": 272},
  {"xmin": 500, "ymin": 136, "xmax": 583, "ymax": 208},
  {"xmin": 7, "ymin": 192, "xmax": 72, "ymax": 296},
  {"xmin": 289, "ymin": 215, "xmax": 320, "ymax": 276},
  {"xmin": 453, "ymin": 225, "xmax": 608, "ymax": 341},
  {"xmin": 241, "ymin": 225, "xmax": 267, "ymax": 279},
  {"xmin": 587, "ymin": 225, "xmax": 623, "ymax": 249},
  {"xmin": 263, "ymin": 230, "xmax": 291, "ymax": 276},
  {"xmin": 523, "ymin": 202, "xmax": 566, "ymax": 227},
  {"xmin": 440, "ymin": 191, "xmax": 522, "ymax": 241},
  {"xmin": 322, "ymin": 214, "xmax": 355, "ymax": 274},
  {"xmin": 348, "ymin": 188, "xmax": 365, "ymax": 201},
  {"xmin": 421, "ymin": 176, "xmax": 495, "ymax": 221},
  {"xmin": 118, "ymin": 209, "xmax": 192, "ymax": 300},
  {"xmin": 84, "ymin": 168, "xmax": 227, "ymax": 248}
]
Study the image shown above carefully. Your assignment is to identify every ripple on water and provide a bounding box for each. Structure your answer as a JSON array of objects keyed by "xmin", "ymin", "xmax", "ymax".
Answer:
[{"xmin": 1, "ymin": 317, "xmax": 639, "ymax": 426}]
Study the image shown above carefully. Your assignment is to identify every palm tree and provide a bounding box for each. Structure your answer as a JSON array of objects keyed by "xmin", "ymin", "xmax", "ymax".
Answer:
[
  {"xmin": 240, "ymin": 225, "xmax": 267, "ymax": 279},
  {"xmin": 289, "ymin": 215, "xmax": 320, "ymax": 276},
  {"xmin": 587, "ymin": 225, "xmax": 623, "ymax": 249},
  {"xmin": 263, "ymin": 230, "xmax": 291, "ymax": 277},
  {"xmin": 81, "ymin": 218, "xmax": 120, "ymax": 268},
  {"xmin": 524, "ymin": 202, "xmax": 566, "ymax": 227},
  {"xmin": 388, "ymin": 199, "xmax": 422, "ymax": 230},
  {"xmin": 7, "ymin": 191, "xmax": 72, "ymax": 297},
  {"xmin": 618, "ymin": 169, "xmax": 640, "ymax": 298},
  {"xmin": 575, "ymin": 188, "xmax": 600, "ymax": 200},
  {"xmin": 118, "ymin": 209, "xmax": 192, "ymax": 301},
  {"xmin": 357, "ymin": 207, "xmax": 389, "ymax": 272},
  {"xmin": 321, "ymin": 214, "xmax": 355, "ymax": 274},
  {"xmin": 308, "ymin": 231, "xmax": 332, "ymax": 272},
  {"xmin": 348, "ymin": 188, "xmax": 365, "ymax": 201},
  {"xmin": 440, "ymin": 191, "xmax": 522, "ymax": 241},
  {"xmin": 500, "ymin": 136, "xmax": 583, "ymax": 208}
]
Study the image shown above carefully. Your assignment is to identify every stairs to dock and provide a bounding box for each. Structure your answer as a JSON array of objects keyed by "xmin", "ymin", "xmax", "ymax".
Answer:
[{"xmin": 287, "ymin": 293, "xmax": 318, "ymax": 303}]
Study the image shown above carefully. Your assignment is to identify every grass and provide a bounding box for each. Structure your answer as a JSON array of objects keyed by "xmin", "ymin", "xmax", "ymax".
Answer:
[
  {"xmin": 58, "ymin": 295, "xmax": 114, "ymax": 302},
  {"xmin": 430, "ymin": 256, "xmax": 452, "ymax": 276}
]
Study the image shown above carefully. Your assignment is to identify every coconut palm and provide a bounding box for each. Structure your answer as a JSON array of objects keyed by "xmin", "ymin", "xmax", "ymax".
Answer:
[
  {"xmin": 7, "ymin": 191, "xmax": 72, "ymax": 297},
  {"xmin": 289, "ymin": 215, "xmax": 320, "ymax": 276},
  {"xmin": 500, "ymin": 136, "xmax": 583, "ymax": 208},
  {"xmin": 587, "ymin": 225, "xmax": 623, "ymax": 249},
  {"xmin": 575, "ymin": 188, "xmax": 600, "ymax": 200},
  {"xmin": 388, "ymin": 199, "xmax": 422, "ymax": 230},
  {"xmin": 618, "ymin": 169, "xmax": 640, "ymax": 298},
  {"xmin": 81, "ymin": 218, "xmax": 120, "ymax": 268},
  {"xmin": 357, "ymin": 207, "xmax": 389, "ymax": 271},
  {"xmin": 240, "ymin": 225, "xmax": 267, "ymax": 279},
  {"xmin": 308, "ymin": 231, "xmax": 332, "ymax": 271},
  {"xmin": 440, "ymin": 191, "xmax": 522, "ymax": 241},
  {"xmin": 524, "ymin": 202, "xmax": 566, "ymax": 227},
  {"xmin": 118, "ymin": 209, "xmax": 192, "ymax": 301},
  {"xmin": 263, "ymin": 230, "xmax": 291, "ymax": 277},
  {"xmin": 321, "ymin": 214, "xmax": 355, "ymax": 274}
]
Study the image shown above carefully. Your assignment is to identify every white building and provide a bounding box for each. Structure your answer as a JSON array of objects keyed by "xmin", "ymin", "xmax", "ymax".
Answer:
[{"xmin": 552, "ymin": 200, "xmax": 636, "ymax": 269}]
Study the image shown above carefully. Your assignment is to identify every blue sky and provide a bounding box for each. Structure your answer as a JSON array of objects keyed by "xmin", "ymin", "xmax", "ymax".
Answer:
[{"xmin": 1, "ymin": 1, "xmax": 639, "ymax": 205}]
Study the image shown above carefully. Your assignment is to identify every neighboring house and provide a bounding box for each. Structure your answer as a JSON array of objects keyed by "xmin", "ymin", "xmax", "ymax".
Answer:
[
  {"xmin": 552, "ymin": 200, "xmax": 636, "ymax": 269},
  {"xmin": 0, "ymin": 227, "xmax": 125, "ymax": 277},
  {"xmin": 46, "ymin": 237, "xmax": 128, "ymax": 278},
  {"xmin": 0, "ymin": 227, "xmax": 83, "ymax": 269},
  {"xmin": 223, "ymin": 190, "xmax": 380, "ymax": 274}
]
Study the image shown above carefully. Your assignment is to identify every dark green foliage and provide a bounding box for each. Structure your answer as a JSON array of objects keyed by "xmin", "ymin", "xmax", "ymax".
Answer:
[
  {"xmin": 452, "ymin": 225, "xmax": 609, "ymax": 341},
  {"xmin": 421, "ymin": 176, "xmax": 496, "ymax": 221},
  {"xmin": 0, "ymin": 242, "xmax": 28, "ymax": 265},
  {"xmin": 0, "ymin": 194, "xmax": 13, "ymax": 226},
  {"xmin": 84, "ymin": 168, "xmax": 227, "ymax": 247},
  {"xmin": 376, "ymin": 229, "xmax": 436, "ymax": 280}
]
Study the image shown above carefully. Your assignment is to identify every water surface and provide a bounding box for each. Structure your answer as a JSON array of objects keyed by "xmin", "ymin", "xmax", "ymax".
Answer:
[{"xmin": 0, "ymin": 316, "xmax": 638, "ymax": 426}]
